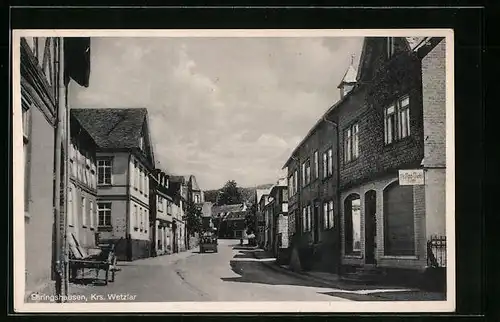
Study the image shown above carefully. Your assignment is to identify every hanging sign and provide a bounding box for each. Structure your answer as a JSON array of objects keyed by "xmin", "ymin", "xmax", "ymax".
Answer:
[{"xmin": 398, "ymin": 169, "xmax": 425, "ymax": 185}]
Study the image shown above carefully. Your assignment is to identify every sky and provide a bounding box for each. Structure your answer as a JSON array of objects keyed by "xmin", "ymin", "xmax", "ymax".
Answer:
[{"xmin": 70, "ymin": 36, "xmax": 364, "ymax": 190}]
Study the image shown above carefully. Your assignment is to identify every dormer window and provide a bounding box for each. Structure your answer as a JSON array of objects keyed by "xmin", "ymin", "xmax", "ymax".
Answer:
[
  {"xmin": 139, "ymin": 135, "xmax": 144, "ymax": 151},
  {"xmin": 387, "ymin": 37, "xmax": 395, "ymax": 59}
]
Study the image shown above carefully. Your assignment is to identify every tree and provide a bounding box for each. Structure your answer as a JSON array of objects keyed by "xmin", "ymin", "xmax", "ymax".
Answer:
[
  {"xmin": 245, "ymin": 202, "xmax": 257, "ymax": 235},
  {"xmin": 185, "ymin": 200, "xmax": 202, "ymax": 235},
  {"xmin": 216, "ymin": 180, "xmax": 243, "ymax": 206}
]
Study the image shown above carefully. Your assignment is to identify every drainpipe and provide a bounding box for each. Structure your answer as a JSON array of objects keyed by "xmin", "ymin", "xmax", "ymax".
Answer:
[
  {"xmin": 323, "ymin": 115, "xmax": 341, "ymax": 274},
  {"xmin": 126, "ymin": 152, "xmax": 131, "ymax": 260},
  {"xmin": 53, "ymin": 37, "xmax": 66, "ymax": 301}
]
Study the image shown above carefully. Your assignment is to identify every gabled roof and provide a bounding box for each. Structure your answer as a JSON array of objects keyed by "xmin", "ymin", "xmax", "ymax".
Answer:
[
  {"xmin": 71, "ymin": 108, "xmax": 149, "ymax": 151},
  {"xmin": 190, "ymin": 175, "xmax": 201, "ymax": 191},
  {"xmin": 256, "ymin": 188, "xmax": 271, "ymax": 205},
  {"xmin": 212, "ymin": 203, "xmax": 245, "ymax": 215},
  {"xmin": 224, "ymin": 211, "xmax": 246, "ymax": 221}
]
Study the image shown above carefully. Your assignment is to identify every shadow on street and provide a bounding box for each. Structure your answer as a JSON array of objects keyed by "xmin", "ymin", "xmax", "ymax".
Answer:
[{"xmin": 221, "ymin": 249, "xmax": 330, "ymax": 289}]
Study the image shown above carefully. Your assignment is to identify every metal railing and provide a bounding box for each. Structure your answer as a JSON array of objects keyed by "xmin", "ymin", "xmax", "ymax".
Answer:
[{"xmin": 427, "ymin": 235, "xmax": 447, "ymax": 268}]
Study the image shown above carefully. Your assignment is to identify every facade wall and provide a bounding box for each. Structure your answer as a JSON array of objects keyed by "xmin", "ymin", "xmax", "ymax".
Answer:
[
  {"xmin": 24, "ymin": 106, "xmax": 55, "ymax": 296},
  {"xmin": 339, "ymin": 175, "xmax": 427, "ymax": 270},
  {"xmin": 421, "ymin": 39, "xmax": 446, "ymax": 241},
  {"xmin": 339, "ymin": 53, "xmax": 424, "ymax": 192},
  {"xmin": 277, "ymin": 214, "xmax": 289, "ymax": 248}
]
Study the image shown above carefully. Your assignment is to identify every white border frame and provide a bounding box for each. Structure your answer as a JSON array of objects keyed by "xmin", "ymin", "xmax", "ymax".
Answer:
[{"xmin": 12, "ymin": 28, "xmax": 455, "ymax": 313}]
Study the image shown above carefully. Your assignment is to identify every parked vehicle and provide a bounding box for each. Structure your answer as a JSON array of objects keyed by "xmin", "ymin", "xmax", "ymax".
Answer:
[{"xmin": 199, "ymin": 230, "xmax": 218, "ymax": 253}]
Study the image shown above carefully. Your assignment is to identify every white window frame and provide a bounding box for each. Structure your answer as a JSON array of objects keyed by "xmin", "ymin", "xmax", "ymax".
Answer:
[
  {"xmin": 328, "ymin": 148, "xmax": 333, "ymax": 176},
  {"xmin": 384, "ymin": 95, "xmax": 411, "ymax": 145},
  {"xmin": 293, "ymin": 170, "xmax": 298, "ymax": 194},
  {"xmin": 134, "ymin": 204, "xmax": 139, "ymax": 230},
  {"xmin": 134, "ymin": 161, "xmax": 139, "ymax": 190},
  {"xmin": 301, "ymin": 162, "xmax": 306, "ymax": 187},
  {"xmin": 344, "ymin": 123, "xmax": 359, "ymax": 163},
  {"xmin": 97, "ymin": 159, "xmax": 112, "ymax": 185},
  {"xmin": 387, "ymin": 37, "xmax": 395, "ymax": 58},
  {"xmin": 89, "ymin": 201, "xmax": 95, "ymax": 229},
  {"xmin": 307, "ymin": 205, "xmax": 312, "ymax": 231},
  {"xmin": 68, "ymin": 186, "xmax": 74, "ymax": 227},
  {"xmin": 98, "ymin": 202, "xmax": 112, "ymax": 227},
  {"xmin": 323, "ymin": 202, "xmax": 329, "ymax": 229},
  {"xmin": 145, "ymin": 171, "xmax": 149, "ymax": 196},
  {"xmin": 313, "ymin": 151, "xmax": 319, "ymax": 180},
  {"xmin": 139, "ymin": 207, "xmax": 143, "ymax": 231},
  {"xmin": 322, "ymin": 151, "xmax": 328, "ymax": 178},
  {"xmin": 302, "ymin": 207, "xmax": 307, "ymax": 232},
  {"xmin": 81, "ymin": 197, "xmax": 87, "ymax": 227}
]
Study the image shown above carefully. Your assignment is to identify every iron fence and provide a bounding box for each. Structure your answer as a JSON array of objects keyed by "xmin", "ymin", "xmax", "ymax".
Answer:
[{"xmin": 427, "ymin": 235, "xmax": 447, "ymax": 268}]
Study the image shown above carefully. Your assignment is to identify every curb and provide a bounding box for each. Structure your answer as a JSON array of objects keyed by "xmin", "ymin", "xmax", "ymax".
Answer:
[{"xmin": 251, "ymin": 250, "xmax": 336, "ymax": 289}]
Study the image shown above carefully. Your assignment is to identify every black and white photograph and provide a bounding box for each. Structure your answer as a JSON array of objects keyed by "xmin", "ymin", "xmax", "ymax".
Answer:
[{"xmin": 13, "ymin": 29, "xmax": 454, "ymax": 313}]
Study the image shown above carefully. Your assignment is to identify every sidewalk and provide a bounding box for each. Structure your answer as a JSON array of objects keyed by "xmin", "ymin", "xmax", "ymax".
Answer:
[{"xmin": 251, "ymin": 248, "xmax": 446, "ymax": 301}]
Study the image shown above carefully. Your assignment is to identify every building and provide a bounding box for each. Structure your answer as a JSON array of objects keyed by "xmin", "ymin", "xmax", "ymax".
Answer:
[
  {"xmin": 168, "ymin": 177, "xmax": 188, "ymax": 253},
  {"xmin": 212, "ymin": 203, "xmax": 248, "ymax": 239},
  {"xmin": 149, "ymin": 170, "xmax": 173, "ymax": 256},
  {"xmin": 71, "ymin": 108, "xmax": 155, "ymax": 261},
  {"xmin": 21, "ymin": 36, "xmax": 90, "ymax": 300},
  {"xmin": 255, "ymin": 188, "xmax": 271, "ymax": 248},
  {"xmin": 336, "ymin": 37, "xmax": 447, "ymax": 283},
  {"xmin": 283, "ymin": 36, "xmax": 447, "ymax": 286},
  {"xmin": 283, "ymin": 76, "xmax": 342, "ymax": 272},
  {"xmin": 67, "ymin": 112, "xmax": 99, "ymax": 255},
  {"xmin": 268, "ymin": 179, "xmax": 289, "ymax": 258},
  {"xmin": 201, "ymin": 201, "xmax": 214, "ymax": 230}
]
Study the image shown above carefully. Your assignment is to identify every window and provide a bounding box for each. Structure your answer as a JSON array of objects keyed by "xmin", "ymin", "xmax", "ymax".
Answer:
[
  {"xmin": 383, "ymin": 182, "xmax": 415, "ymax": 256},
  {"xmin": 387, "ymin": 37, "xmax": 395, "ymax": 59},
  {"xmin": 344, "ymin": 123, "xmax": 359, "ymax": 163},
  {"xmin": 322, "ymin": 148, "xmax": 333, "ymax": 178},
  {"xmin": 322, "ymin": 150, "xmax": 328, "ymax": 177},
  {"xmin": 344, "ymin": 194, "xmax": 361, "ymax": 254},
  {"xmin": 302, "ymin": 205, "xmax": 312, "ymax": 232},
  {"xmin": 134, "ymin": 162, "xmax": 139, "ymax": 190},
  {"xmin": 157, "ymin": 196, "xmax": 163, "ymax": 211},
  {"xmin": 22, "ymin": 107, "xmax": 31, "ymax": 212},
  {"xmin": 98, "ymin": 202, "xmax": 112, "ymax": 227},
  {"xmin": 145, "ymin": 209, "xmax": 148, "ymax": 233},
  {"xmin": 97, "ymin": 159, "xmax": 112, "ymax": 185},
  {"xmin": 328, "ymin": 148, "xmax": 333, "ymax": 176},
  {"xmin": 89, "ymin": 201, "xmax": 94, "ymax": 229},
  {"xmin": 302, "ymin": 159, "xmax": 311, "ymax": 186},
  {"xmin": 288, "ymin": 176, "xmax": 293, "ymax": 196},
  {"xmin": 398, "ymin": 96, "xmax": 410, "ymax": 139},
  {"xmin": 194, "ymin": 194, "xmax": 200, "ymax": 203},
  {"xmin": 313, "ymin": 151, "xmax": 319, "ymax": 180},
  {"xmin": 139, "ymin": 135, "xmax": 144, "ymax": 151},
  {"xmin": 145, "ymin": 171, "xmax": 149, "ymax": 196},
  {"xmin": 385, "ymin": 96, "xmax": 410, "ymax": 145},
  {"xmin": 301, "ymin": 162, "xmax": 306, "ymax": 187},
  {"xmin": 307, "ymin": 205, "xmax": 312, "ymax": 232},
  {"xmin": 68, "ymin": 186, "xmax": 74, "ymax": 227},
  {"xmin": 139, "ymin": 207, "xmax": 143, "ymax": 231},
  {"xmin": 81, "ymin": 197, "xmax": 87, "ymax": 227},
  {"xmin": 130, "ymin": 161, "xmax": 135, "ymax": 188},
  {"xmin": 293, "ymin": 170, "xmax": 298, "ymax": 195},
  {"xmin": 302, "ymin": 207, "xmax": 307, "ymax": 232},
  {"xmin": 134, "ymin": 204, "xmax": 139, "ymax": 230},
  {"xmin": 323, "ymin": 201, "xmax": 334, "ymax": 229}
]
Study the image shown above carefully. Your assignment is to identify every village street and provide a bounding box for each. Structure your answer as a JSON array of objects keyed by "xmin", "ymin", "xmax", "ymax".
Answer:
[{"xmin": 66, "ymin": 239, "xmax": 352, "ymax": 302}]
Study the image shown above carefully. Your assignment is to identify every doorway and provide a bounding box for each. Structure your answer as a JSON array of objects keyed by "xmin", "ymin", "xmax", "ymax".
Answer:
[{"xmin": 364, "ymin": 190, "xmax": 377, "ymax": 264}]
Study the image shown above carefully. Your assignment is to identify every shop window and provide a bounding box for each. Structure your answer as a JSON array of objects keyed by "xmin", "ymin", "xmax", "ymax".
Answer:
[{"xmin": 383, "ymin": 181, "xmax": 415, "ymax": 256}]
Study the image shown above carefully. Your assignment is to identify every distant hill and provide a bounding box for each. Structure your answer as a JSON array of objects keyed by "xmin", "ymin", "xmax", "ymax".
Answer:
[{"xmin": 204, "ymin": 183, "xmax": 274, "ymax": 205}]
